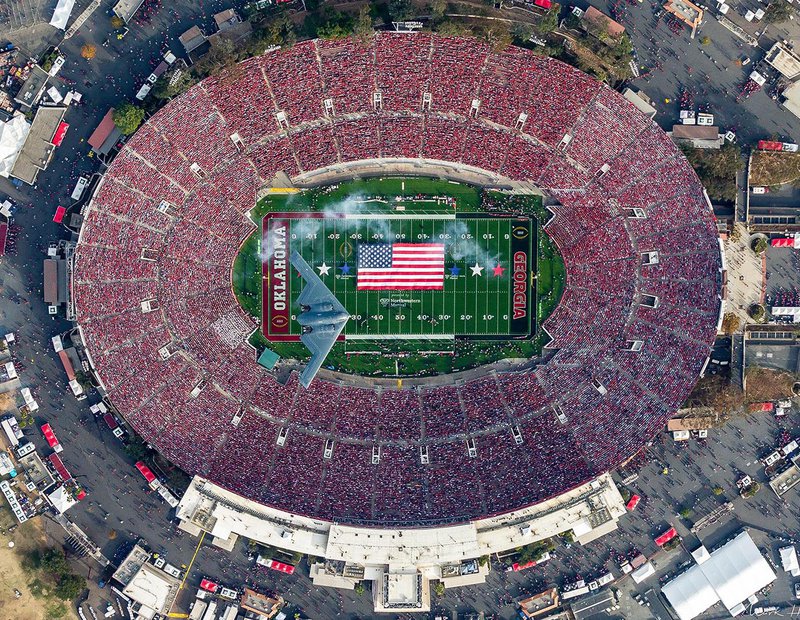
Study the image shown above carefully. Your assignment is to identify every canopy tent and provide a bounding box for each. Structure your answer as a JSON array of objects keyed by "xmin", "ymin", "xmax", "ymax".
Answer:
[
  {"xmin": 655, "ymin": 526, "xmax": 678, "ymax": 546},
  {"xmin": 780, "ymin": 546, "xmax": 800, "ymax": 577},
  {"xmin": 46, "ymin": 485, "xmax": 77, "ymax": 513},
  {"xmin": 771, "ymin": 237, "xmax": 800, "ymax": 248},
  {"xmin": 49, "ymin": 0, "xmax": 76, "ymax": 29},
  {"xmin": 662, "ymin": 531, "xmax": 776, "ymax": 620},
  {"xmin": 0, "ymin": 114, "xmax": 30, "ymax": 178},
  {"xmin": 771, "ymin": 307, "xmax": 800, "ymax": 322},
  {"xmin": 631, "ymin": 562, "xmax": 656, "ymax": 584}
]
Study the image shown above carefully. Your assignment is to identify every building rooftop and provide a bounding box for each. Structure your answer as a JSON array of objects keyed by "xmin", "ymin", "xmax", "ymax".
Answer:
[
  {"xmin": 179, "ymin": 26, "xmax": 207, "ymax": 53},
  {"xmin": 583, "ymin": 6, "xmax": 626, "ymax": 37},
  {"xmin": 112, "ymin": 0, "xmax": 145, "ymax": 23},
  {"xmin": 664, "ymin": 0, "xmax": 703, "ymax": 29},
  {"xmin": 766, "ymin": 42, "xmax": 800, "ymax": 80},
  {"xmin": 11, "ymin": 106, "xmax": 65, "ymax": 185},
  {"xmin": 239, "ymin": 588, "xmax": 283, "ymax": 617},
  {"xmin": 122, "ymin": 563, "xmax": 180, "ymax": 618},
  {"xmin": 88, "ymin": 108, "xmax": 120, "ymax": 155},
  {"xmin": 518, "ymin": 588, "xmax": 559, "ymax": 618},
  {"xmin": 14, "ymin": 66, "xmax": 48, "ymax": 109}
]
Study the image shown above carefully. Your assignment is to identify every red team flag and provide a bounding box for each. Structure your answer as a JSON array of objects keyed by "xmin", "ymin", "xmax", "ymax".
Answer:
[{"xmin": 357, "ymin": 243, "xmax": 445, "ymax": 290}]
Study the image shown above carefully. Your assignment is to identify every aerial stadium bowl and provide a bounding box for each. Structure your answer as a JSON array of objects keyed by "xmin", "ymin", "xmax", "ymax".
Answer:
[{"xmin": 74, "ymin": 33, "xmax": 721, "ymax": 527}]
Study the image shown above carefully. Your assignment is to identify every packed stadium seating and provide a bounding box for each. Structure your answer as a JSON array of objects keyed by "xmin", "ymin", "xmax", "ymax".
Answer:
[{"xmin": 73, "ymin": 34, "xmax": 721, "ymax": 526}]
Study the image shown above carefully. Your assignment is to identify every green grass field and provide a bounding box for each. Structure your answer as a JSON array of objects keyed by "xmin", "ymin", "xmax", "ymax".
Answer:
[
  {"xmin": 232, "ymin": 178, "xmax": 565, "ymax": 376},
  {"xmin": 263, "ymin": 214, "xmax": 533, "ymax": 339}
]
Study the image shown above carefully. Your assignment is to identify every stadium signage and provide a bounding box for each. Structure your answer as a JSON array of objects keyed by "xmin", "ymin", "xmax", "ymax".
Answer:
[
  {"xmin": 263, "ymin": 216, "xmax": 292, "ymax": 337},
  {"xmin": 512, "ymin": 251, "xmax": 527, "ymax": 320},
  {"xmin": 271, "ymin": 225, "xmax": 287, "ymax": 311}
]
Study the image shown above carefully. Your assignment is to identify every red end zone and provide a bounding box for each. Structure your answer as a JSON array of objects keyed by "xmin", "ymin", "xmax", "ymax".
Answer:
[{"xmin": 262, "ymin": 212, "xmax": 337, "ymax": 342}]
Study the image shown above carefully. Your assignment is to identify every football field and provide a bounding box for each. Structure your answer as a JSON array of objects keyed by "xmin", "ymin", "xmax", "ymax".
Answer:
[{"xmin": 262, "ymin": 212, "xmax": 535, "ymax": 340}]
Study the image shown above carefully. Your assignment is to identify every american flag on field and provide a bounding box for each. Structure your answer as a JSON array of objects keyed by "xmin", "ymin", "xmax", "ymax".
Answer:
[{"xmin": 357, "ymin": 243, "xmax": 445, "ymax": 290}]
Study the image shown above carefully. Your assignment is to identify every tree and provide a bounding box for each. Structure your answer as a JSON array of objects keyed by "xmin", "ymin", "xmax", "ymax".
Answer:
[
  {"xmin": 353, "ymin": 6, "xmax": 374, "ymax": 43},
  {"xmin": 432, "ymin": 581, "xmax": 445, "ymax": 596},
  {"xmin": 112, "ymin": 103, "xmax": 145, "ymax": 135},
  {"xmin": 512, "ymin": 22, "xmax": 533, "ymax": 42},
  {"xmin": 721, "ymin": 312, "xmax": 741, "ymax": 335},
  {"xmin": 431, "ymin": 0, "xmax": 447, "ymax": 21},
  {"xmin": 682, "ymin": 142, "xmax": 743, "ymax": 202},
  {"xmin": 766, "ymin": 0, "xmax": 794, "ymax": 23},
  {"xmin": 41, "ymin": 549, "xmax": 70, "ymax": 577},
  {"xmin": 111, "ymin": 15, "xmax": 125, "ymax": 29},
  {"xmin": 752, "ymin": 237, "xmax": 768, "ymax": 254},
  {"xmin": 535, "ymin": 6, "xmax": 560, "ymax": 35},
  {"xmin": 317, "ymin": 9, "xmax": 354, "ymax": 40},
  {"xmin": 481, "ymin": 24, "xmax": 514, "ymax": 52},
  {"xmin": 195, "ymin": 38, "xmax": 239, "ymax": 77},
  {"xmin": 124, "ymin": 435, "xmax": 150, "ymax": 461},
  {"xmin": 687, "ymin": 374, "xmax": 743, "ymax": 415},
  {"xmin": 18, "ymin": 410, "xmax": 33, "ymax": 428},
  {"xmin": 55, "ymin": 574, "xmax": 86, "ymax": 600},
  {"xmin": 712, "ymin": 486, "xmax": 724, "ymax": 495},
  {"xmin": 152, "ymin": 69, "xmax": 195, "ymax": 100},
  {"xmin": 389, "ymin": 0, "xmax": 413, "ymax": 21},
  {"xmin": 436, "ymin": 21, "xmax": 472, "ymax": 36},
  {"xmin": 750, "ymin": 304, "xmax": 767, "ymax": 323},
  {"xmin": 700, "ymin": 36, "xmax": 711, "ymax": 45},
  {"xmin": 354, "ymin": 581, "xmax": 366, "ymax": 595},
  {"xmin": 80, "ymin": 45, "xmax": 96, "ymax": 60},
  {"xmin": 679, "ymin": 506, "xmax": 692, "ymax": 519}
]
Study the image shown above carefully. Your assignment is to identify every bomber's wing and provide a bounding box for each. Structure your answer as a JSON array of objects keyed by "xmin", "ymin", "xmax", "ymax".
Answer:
[
  {"xmin": 298, "ymin": 322, "xmax": 346, "ymax": 388},
  {"xmin": 290, "ymin": 250, "xmax": 348, "ymax": 388},
  {"xmin": 290, "ymin": 250, "xmax": 347, "ymax": 315}
]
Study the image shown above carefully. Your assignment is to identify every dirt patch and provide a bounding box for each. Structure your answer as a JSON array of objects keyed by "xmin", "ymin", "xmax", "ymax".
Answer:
[
  {"xmin": 745, "ymin": 367, "xmax": 797, "ymax": 402},
  {"xmin": 0, "ymin": 392, "xmax": 16, "ymax": 414},
  {"xmin": 750, "ymin": 151, "xmax": 800, "ymax": 187},
  {"xmin": 0, "ymin": 509, "xmax": 78, "ymax": 620}
]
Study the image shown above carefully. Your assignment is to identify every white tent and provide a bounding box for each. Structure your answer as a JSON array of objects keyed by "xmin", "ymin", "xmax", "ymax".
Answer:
[
  {"xmin": 0, "ymin": 114, "xmax": 30, "ymax": 178},
  {"xmin": 631, "ymin": 561, "xmax": 656, "ymax": 584},
  {"xmin": 771, "ymin": 307, "xmax": 800, "ymax": 322},
  {"xmin": 662, "ymin": 531, "xmax": 776, "ymax": 620},
  {"xmin": 691, "ymin": 545, "xmax": 711, "ymax": 565},
  {"xmin": 46, "ymin": 485, "xmax": 77, "ymax": 514},
  {"xmin": 780, "ymin": 546, "xmax": 800, "ymax": 577},
  {"xmin": 49, "ymin": 0, "xmax": 75, "ymax": 30}
]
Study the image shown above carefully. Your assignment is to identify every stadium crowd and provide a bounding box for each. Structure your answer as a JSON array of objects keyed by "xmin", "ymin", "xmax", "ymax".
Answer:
[{"xmin": 72, "ymin": 33, "xmax": 722, "ymax": 526}]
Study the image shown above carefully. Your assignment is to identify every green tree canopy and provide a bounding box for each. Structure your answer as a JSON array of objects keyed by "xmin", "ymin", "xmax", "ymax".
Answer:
[
  {"xmin": 55, "ymin": 574, "xmax": 86, "ymax": 600},
  {"xmin": 431, "ymin": 0, "xmax": 447, "ymax": 21},
  {"xmin": 535, "ymin": 5, "xmax": 560, "ymax": 35},
  {"xmin": 766, "ymin": 0, "xmax": 793, "ymax": 22},
  {"xmin": 152, "ymin": 69, "xmax": 195, "ymax": 100},
  {"xmin": 316, "ymin": 9, "xmax": 354, "ymax": 40},
  {"xmin": 41, "ymin": 548, "xmax": 70, "ymax": 577},
  {"xmin": 112, "ymin": 102, "xmax": 145, "ymax": 135},
  {"xmin": 682, "ymin": 142, "xmax": 742, "ymax": 202},
  {"xmin": 353, "ymin": 6, "xmax": 374, "ymax": 43},
  {"xmin": 389, "ymin": 0, "xmax": 413, "ymax": 21}
]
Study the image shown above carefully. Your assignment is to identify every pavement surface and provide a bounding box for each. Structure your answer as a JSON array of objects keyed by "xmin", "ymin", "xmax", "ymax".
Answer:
[
  {"xmin": 0, "ymin": 1, "xmax": 798, "ymax": 619},
  {"xmin": 584, "ymin": 0, "xmax": 800, "ymax": 144}
]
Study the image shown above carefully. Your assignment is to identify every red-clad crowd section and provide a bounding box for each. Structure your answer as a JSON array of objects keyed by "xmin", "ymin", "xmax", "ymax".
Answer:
[{"xmin": 73, "ymin": 34, "xmax": 721, "ymax": 527}]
